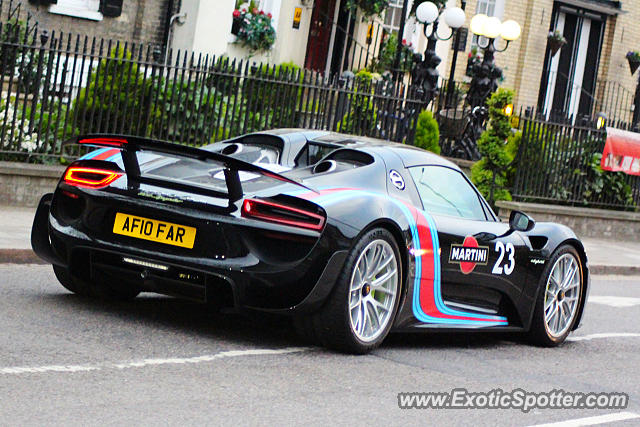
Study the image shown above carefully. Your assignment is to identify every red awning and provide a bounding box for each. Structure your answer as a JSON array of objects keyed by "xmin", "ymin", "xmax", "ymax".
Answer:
[{"xmin": 601, "ymin": 127, "xmax": 640, "ymax": 176}]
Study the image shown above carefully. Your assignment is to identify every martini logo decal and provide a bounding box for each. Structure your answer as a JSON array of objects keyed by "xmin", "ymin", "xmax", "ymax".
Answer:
[{"xmin": 449, "ymin": 236, "xmax": 489, "ymax": 274}]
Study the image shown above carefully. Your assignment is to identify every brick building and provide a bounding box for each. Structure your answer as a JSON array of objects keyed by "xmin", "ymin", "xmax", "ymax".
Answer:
[
  {"xmin": 4, "ymin": 0, "xmax": 178, "ymax": 48},
  {"xmin": 439, "ymin": 0, "xmax": 636, "ymax": 120}
]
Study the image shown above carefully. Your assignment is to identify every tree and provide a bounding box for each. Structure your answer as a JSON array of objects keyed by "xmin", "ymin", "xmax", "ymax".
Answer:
[{"xmin": 471, "ymin": 89, "xmax": 516, "ymax": 205}]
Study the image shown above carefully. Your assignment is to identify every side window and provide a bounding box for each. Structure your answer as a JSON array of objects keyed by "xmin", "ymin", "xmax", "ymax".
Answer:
[
  {"xmin": 296, "ymin": 142, "xmax": 338, "ymax": 167},
  {"xmin": 409, "ymin": 166, "xmax": 487, "ymax": 221}
]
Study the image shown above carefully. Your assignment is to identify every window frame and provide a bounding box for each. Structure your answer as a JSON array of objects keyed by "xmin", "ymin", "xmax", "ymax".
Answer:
[
  {"xmin": 49, "ymin": 0, "xmax": 103, "ymax": 21},
  {"xmin": 471, "ymin": 0, "xmax": 506, "ymax": 48},
  {"xmin": 295, "ymin": 141, "xmax": 340, "ymax": 167},
  {"xmin": 383, "ymin": 0, "xmax": 410, "ymax": 34},
  {"xmin": 407, "ymin": 164, "xmax": 498, "ymax": 222}
]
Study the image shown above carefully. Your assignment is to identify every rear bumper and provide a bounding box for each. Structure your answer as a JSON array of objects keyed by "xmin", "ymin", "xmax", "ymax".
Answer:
[{"xmin": 32, "ymin": 193, "xmax": 348, "ymax": 313}]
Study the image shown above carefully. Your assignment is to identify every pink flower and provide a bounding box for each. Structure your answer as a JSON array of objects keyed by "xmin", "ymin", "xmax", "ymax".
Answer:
[
  {"xmin": 267, "ymin": 12, "xmax": 272, "ymax": 18},
  {"xmin": 252, "ymin": 8, "xmax": 258, "ymax": 14},
  {"xmin": 233, "ymin": 9, "xmax": 241, "ymax": 18}
]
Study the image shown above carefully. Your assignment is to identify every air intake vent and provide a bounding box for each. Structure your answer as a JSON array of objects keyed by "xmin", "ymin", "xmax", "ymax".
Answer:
[
  {"xmin": 313, "ymin": 160, "xmax": 337, "ymax": 174},
  {"xmin": 529, "ymin": 236, "xmax": 548, "ymax": 250},
  {"xmin": 221, "ymin": 143, "xmax": 243, "ymax": 156}
]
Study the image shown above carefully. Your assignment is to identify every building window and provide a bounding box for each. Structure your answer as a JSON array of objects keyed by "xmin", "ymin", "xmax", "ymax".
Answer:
[
  {"xmin": 383, "ymin": 0, "xmax": 408, "ymax": 34},
  {"xmin": 49, "ymin": 0, "xmax": 103, "ymax": 21},
  {"xmin": 476, "ymin": 0, "xmax": 497, "ymax": 17},
  {"xmin": 472, "ymin": 0, "xmax": 505, "ymax": 46}
]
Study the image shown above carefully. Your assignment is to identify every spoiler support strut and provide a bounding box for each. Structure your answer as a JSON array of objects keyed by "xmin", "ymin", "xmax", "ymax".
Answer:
[{"xmin": 67, "ymin": 134, "xmax": 317, "ymax": 201}]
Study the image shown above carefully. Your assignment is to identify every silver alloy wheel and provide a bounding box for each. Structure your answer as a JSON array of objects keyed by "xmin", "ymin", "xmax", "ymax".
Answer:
[
  {"xmin": 348, "ymin": 239, "xmax": 399, "ymax": 343},
  {"xmin": 544, "ymin": 253, "xmax": 582, "ymax": 338}
]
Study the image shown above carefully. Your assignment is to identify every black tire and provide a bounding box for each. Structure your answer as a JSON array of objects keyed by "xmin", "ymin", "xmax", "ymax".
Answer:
[
  {"xmin": 52, "ymin": 265, "xmax": 140, "ymax": 301},
  {"xmin": 305, "ymin": 228, "xmax": 402, "ymax": 354},
  {"xmin": 53, "ymin": 265, "xmax": 91, "ymax": 297},
  {"xmin": 292, "ymin": 315, "xmax": 320, "ymax": 345},
  {"xmin": 527, "ymin": 245, "xmax": 584, "ymax": 347}
]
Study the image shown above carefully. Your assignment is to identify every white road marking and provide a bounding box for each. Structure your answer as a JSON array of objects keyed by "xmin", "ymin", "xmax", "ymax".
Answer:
[
  {"xmin": 589, "ymin": 296, "xmax": 640, "ymax": 308},
  {"xmin": 568, "ymin": 333, "xmax": 640, "ymax": 342},
  {"xmin": 0, "ymin": 347, "xmax": 310, "ymax": 376},
  {"xmin": 529, "ymin": 411, "xmax": 640, "ymax": 427}
]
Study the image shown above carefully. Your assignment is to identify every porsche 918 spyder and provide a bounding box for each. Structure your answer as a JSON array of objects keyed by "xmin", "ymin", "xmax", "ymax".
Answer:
[{"xmin": 31, "ymin": 130, "xmax": 589, "ymax": 354}]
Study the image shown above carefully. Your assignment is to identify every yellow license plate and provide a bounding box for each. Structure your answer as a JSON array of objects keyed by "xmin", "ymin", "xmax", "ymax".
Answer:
[{"xmin": 113, "ymin": 213, "xmax": 196, "ymax": 249}]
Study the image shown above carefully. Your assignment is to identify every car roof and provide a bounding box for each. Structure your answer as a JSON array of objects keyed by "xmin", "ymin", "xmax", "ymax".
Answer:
[{"xmin": 258, "ymin": 129, "xmax": 459, "ymax": 170}]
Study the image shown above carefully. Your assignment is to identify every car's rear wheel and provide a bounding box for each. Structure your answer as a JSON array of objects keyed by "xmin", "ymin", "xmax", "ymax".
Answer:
[
  {"xmin": 53, "ymin": 265, "xmax": 140, "ymax": 301},
  {"xmin": 528, "ymin": 245, "xmax": 583, "ymax": 346},
  {"xmin": 306, "ymin": 228, "xmax": 402, "ymax": 354}
]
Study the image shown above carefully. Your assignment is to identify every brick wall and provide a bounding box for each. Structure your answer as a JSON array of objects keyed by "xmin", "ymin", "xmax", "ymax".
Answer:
[
  {"xmin": 444, "ymin": 0, "xmax": 638, "ymax": 112},
  {"xmin": 3, "ymin": 0, "xmax": 173, "ymax": 47}
]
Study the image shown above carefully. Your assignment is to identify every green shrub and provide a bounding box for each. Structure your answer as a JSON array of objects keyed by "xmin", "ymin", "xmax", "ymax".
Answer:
[
  {"xmin": 414, "ymin": 110, "xmax": 440, "ymax": 154},
  {"xmin": 581, "ymin": 152, "xmax": 633, "ymax": 207},
  {"xmin": 244, "ymin": 61, "xmax": 303, "ymax": 129},
  {"xmin": 471, "ymin": 88, "xmax": 515, "ymax": 205},
  {"xmin": 339, "ymin": 70, "xmax": 378, "ymax": 135},
  {"xmin": 72, "ymin": 47, "xmax": 152, "ymax": 135},
  {"xmin": 149, "ymin": 79, "xmax": 223, "ymax": 145},
  {"xmin": 207, "ymin": 56, "xmax": 242, "ymax": 97},
  {"xmin": 371, "ymin": 33, "xmax": 414, "ymax": 74}
]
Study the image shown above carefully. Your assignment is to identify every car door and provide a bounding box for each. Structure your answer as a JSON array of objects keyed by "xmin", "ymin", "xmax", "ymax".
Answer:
[{"xmin": 407, "ymin": 165, "xmax": 529, "ymax": 321}]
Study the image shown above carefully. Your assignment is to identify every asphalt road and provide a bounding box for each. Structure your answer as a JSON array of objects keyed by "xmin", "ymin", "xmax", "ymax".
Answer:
[{"xmin": 1, "ymin": 265, "xmax": 639, "ymax": 426}]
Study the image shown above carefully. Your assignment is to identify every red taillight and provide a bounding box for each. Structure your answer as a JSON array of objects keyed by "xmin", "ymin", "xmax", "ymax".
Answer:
[
  {"xmin": 78, "ymin": 137, "xmax": 128, "ymax": 147},
  {"xmin": 63, "ymin": 167, "xmax": 123, "ymax": 189},
  {"xmin": 242, "ymin": 199, "xmax": 325, "ymax": 231}
]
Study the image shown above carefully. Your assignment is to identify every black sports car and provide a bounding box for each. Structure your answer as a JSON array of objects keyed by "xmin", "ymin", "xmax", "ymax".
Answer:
[{"xmin": 32, "ymin": 130, "xmax": 589, "ymax": 354}]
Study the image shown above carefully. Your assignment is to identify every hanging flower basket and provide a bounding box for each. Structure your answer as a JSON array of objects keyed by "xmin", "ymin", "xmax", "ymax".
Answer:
[
  {"xmin": 344, "ymin": 0, "xmax": 389, "ymax": 19},
  {"xmin": 547, "ymin": 31, "xmax": 567, "ymax": 57},
  {"xmin": 627, "ymin": 51, "xmax": 640, "ymax": 75},
  {"xmin": 231, "ymin": 8, "xmax": 276, "ymax": 52}
]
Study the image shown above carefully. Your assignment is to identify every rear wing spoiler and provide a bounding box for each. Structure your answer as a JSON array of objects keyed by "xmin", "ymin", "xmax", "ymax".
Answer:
[{"xmin": 65, "ymin": 135, "xmax": 317, "ymax": 202}]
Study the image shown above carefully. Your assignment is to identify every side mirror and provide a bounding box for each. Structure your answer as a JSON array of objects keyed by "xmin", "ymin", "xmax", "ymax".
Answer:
[{"xmin": 509, "ymin": 210, "xmax": 535, "ymax": 232}]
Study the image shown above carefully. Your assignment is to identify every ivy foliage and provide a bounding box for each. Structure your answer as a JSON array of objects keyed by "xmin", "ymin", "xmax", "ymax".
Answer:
[
  {"xmin": 414, "ymin": 110, "xmax": 441, "ymax": 154},
  {"xmin": 471, "ymin": 89, "xmax": 516, "ymax": 204}
]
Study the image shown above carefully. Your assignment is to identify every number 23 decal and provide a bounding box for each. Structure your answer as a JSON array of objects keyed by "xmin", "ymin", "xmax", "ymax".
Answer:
[{"xmin": 492, "ymin": 242, "xmax": 515, "ymax": 275}]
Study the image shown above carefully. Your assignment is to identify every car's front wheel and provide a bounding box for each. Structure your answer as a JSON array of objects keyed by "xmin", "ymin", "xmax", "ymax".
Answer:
[
  {"xmin": 528, "ymin": 245, "xmax": 584, "ymax": 346},
  {"xmin": 305, "ymin": 228, "xmax": 402, "ymax": 354}
]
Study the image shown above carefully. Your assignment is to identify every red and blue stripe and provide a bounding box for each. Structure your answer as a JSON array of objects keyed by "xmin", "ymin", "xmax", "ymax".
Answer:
[{"xmin": 290, "ymin": 187, "xmax": 508, "ymax": 327}]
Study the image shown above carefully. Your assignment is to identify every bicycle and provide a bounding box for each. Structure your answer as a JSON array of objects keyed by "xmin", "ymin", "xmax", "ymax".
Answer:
[{"xmin": 438, "ymin": 105, "xmax": 487, "ymax": 161}]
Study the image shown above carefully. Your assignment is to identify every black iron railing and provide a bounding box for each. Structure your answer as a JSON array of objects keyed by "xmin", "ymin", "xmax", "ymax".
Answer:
[
  {"xmin": 0, "ymin": 16, "xmax": 432, "ymax": 162},
  {"xmin": 513, "ymin": 116, "xmax": 640, "ymax": 210}
]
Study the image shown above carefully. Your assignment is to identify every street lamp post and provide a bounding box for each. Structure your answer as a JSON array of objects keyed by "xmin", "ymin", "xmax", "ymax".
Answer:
[
  {"xmin": 445, "ymin": 0, "xmax": 466, "ymax": 108},
  {"xmin": 412, "ymin": 2, "xmax": 466, "ymax": 106},
  {"xmin": 467, "ymin": 14, "xmax": 521, "ymax": 108}
]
